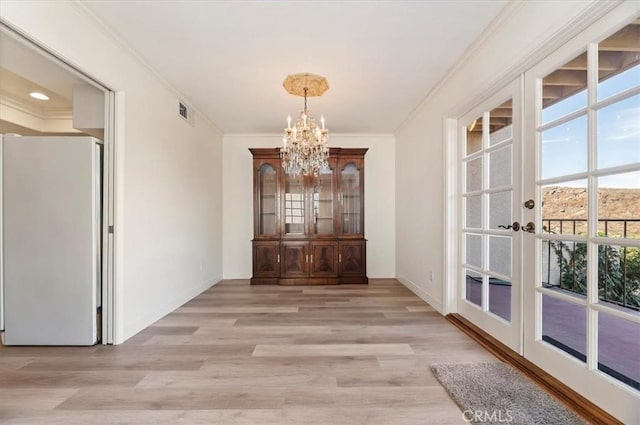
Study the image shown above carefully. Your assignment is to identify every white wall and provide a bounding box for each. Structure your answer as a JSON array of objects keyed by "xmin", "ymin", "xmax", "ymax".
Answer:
[
  {"xmin": 394, "ymin": 0, "xmax": 614, "ymax": 313},
  {"xmin": 395, "ymin": 103, "xmax": 444, "ymax": 310},
  {"xmin": 223, "ymin": 134, "xmax": 395, "ymax": 279},
  {"xmin": 1, "ymin": 1, "xmax": 224, "ymax": 342}
]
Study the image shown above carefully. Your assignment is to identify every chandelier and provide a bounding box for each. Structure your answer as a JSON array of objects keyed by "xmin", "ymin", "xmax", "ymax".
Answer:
[{"xmin": 281, "ymin": 73, "xmax": 329, "ymax": 177}]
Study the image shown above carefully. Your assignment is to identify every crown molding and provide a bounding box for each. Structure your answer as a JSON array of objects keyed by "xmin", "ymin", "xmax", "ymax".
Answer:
[
  {"xmin": 394, "ymin": 0, "xmax": 524, "ymax": 133},
  {"xmin": 448, "ymin": 0, "xmax": 625, "ymax": 119},
  {"xmin": 70, "ymin": 0, "xmax": 224, "ymax": 137},
  {"xmin": 1, "ymin": 92, "xmax": 76, "ymax": 137},
  {"xmin": 395, "ymin": 0, "xmax": 623, "ymax": 132},
  {"xmin": 0, "ymin": 94, "xmax": 42, "ymax": 117},
  {"xmin": 223, "ymin": 133, "xmax": 395, "ymax": 139},
  {"xmin": 0, "ymin": 93, "xmax": 72, "ymax": 120}
]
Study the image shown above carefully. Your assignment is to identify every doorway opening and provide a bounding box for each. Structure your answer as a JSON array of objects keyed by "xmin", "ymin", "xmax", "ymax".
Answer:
[{"xmin": 0, "ymin": 23, "xmax": 117, "ymax": 345}]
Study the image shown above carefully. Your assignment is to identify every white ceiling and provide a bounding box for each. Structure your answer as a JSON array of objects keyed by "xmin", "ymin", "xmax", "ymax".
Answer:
[
  {"xmin": 0, "ymin": 30, "xmax": 92, "ymax": 136},
  {"xmin": 0, "ymin": 31, "xmax": 84, "ymax": 102},
  {"xmin": 84, "ymin": 1, "xmax": 508, "ymax": 134}
]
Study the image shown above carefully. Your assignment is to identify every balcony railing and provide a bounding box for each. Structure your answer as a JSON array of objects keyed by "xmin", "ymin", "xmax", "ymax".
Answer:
[{"xmin": 542, "ymin": 218, "xmax": 640, "ymax": 312}]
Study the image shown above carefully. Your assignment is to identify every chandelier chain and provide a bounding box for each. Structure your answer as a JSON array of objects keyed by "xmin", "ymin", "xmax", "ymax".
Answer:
[{"xmin": 304, "ymin": 87, "xmax": 308, "ymax": 112}]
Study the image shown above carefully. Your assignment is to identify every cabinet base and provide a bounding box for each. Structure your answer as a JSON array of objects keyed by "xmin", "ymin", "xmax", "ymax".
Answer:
[
  {"xmin": 250, "ymin": 277, "xmax": 279, "ymax": 285},
  {"xmin": 250, "ymin": 277, "xmax": 368, "ymax": 285},
  {"xmin": 340, "ymin": 276, "xmax": 369, "ymax": 285},
  {"xmin": 279, "ymin": 278, "xmax": 339, "ymax": 286}
]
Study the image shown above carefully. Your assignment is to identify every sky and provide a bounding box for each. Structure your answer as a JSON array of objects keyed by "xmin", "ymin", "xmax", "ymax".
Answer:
[{"xmin": 540, "ymin": 64, "xmax": 640, "ymax": 189}]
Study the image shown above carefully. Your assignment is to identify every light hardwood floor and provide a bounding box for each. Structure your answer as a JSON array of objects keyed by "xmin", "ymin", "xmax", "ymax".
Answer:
[{"xmin": 0, "ymin": 279, "xmax": 497, "ymax": 424}]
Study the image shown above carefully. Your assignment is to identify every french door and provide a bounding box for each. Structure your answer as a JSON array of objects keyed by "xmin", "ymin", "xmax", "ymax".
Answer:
[
  {"xmin": 522, "ymin": 10, "xmax": 640, "ymax": 424},
  {"xmin": 458, "ymin": 78, "xmax": 523, "ymax": 353},
  {"xmin": 454, "ymin": 5, "xmax": 639, "ymax": 423}
]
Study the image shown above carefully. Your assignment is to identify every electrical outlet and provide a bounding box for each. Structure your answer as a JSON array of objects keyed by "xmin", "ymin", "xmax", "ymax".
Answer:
[
  {"xmin": 429, "ymin": 271, "xmax": 434, "ymax": 282},
  {"xmin": 199, "ymin": 263, "xmax": 203, "ymax": 272}
]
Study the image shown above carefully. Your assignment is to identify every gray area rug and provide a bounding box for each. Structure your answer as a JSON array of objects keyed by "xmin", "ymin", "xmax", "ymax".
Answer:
[{"xmin": 431, "ymin": 362, "xmax": 585, "ymax": 425}]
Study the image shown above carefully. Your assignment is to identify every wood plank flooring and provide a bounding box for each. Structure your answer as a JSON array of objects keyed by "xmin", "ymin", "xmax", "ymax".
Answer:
[{"xmin": 0, "ymin": 279, "xmax": 497, "ymax": 424}]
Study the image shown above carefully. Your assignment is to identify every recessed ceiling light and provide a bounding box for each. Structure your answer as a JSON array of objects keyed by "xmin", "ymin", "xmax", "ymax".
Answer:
[{"xmin": 29, "ymin": 92, "xmax": 50, "ymax": 100}]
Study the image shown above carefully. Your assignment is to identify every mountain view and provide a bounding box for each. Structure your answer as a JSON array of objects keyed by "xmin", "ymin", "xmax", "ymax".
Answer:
[{"xmin": 542, "ymin": 186, "xmax": 640, "ymax": 237}]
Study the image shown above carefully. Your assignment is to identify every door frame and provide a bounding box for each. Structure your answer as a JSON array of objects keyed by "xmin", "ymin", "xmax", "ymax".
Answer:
[{"xmin": 0, "ymin": 22, "xmax": 122, "ymax": 344}]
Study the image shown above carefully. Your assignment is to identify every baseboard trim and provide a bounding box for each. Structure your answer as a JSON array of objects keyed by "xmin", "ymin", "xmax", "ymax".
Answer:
[
  {"xmin": 121, "ymin": 277, "xmax": 221, "ymax": 344},
  {"xmin": 446, "ymin": 313, "xmax": 622, "ymax": 425},
  {"xmin": 396, "ymin": 275, "xmax": 443, "ymax": 314}
]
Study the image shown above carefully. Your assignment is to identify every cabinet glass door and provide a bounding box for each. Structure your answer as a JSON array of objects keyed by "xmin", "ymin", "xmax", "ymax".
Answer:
[
  {"xmin": 257, "ymin": 164, "xmax": 277, "ymax": 235},
  {"xmin": 284, "ymin": 173, "xmax": 305, "ymax": 235},
  {"xmin": 341, "ymin": 163, "xmax": 362, "ymax": 234},
  {"xmin": 312, "ymin": 164, "xmax": 334, "ymax": 235}
]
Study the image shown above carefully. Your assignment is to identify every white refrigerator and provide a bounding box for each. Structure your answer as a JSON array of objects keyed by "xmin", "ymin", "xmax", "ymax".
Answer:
[{"xmin": 1, "ymin": 135, "xmax": 102, "ymax": 345}]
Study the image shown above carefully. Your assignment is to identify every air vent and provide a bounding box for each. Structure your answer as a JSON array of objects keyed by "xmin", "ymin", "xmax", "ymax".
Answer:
[{"xmin": 178, "ymin": 100, "xmax": 194, "ymax": 126}]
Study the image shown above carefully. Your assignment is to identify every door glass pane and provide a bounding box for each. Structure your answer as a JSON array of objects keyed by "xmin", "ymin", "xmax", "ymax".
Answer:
[
  {"xmin": 258, "ymin": 164, "xmax": 277, "ymax": 235},
  {"xmin": 542, "ymin": 241, "xmax": 588, "ymax": 297},
  {"xmin": 465, "ymin": 157, "xmax": 482, "ymax": 192},
  {"xmin": 598, "ymin": 243, "xmax": 640, "ymax": 311},
  {"xmin": 542, "ymin": 294, "xmax": 587, "ymax": 363},
  {"xmin": 541, "ymin": 179, "xmax": 587, "ymax": 236},
  {"xmin": 541, "ymin": 52, "xmax": 587, "ymax": 125},
  {"xmin": 284, "ymin": 174, "xmax": 305, "ymax": 235},
  {"xmin": 598, "ymin": 65, "xmax": 640, "ymax": 101},
  {"xmin": 490, "ymin": 125, "xmax": 512, "ymax": 146},
  {"xmin": 541, "ymin": 240, "xmax": 556, "ymax": 287},
  {"xmin": 341, "ymin": 163, "xmax": 361, "ymax": 234},
  {"xmin": 465, "ymin": 233, "xmax": 482, "ymax": 269},
  {"xmin": 489, "ymin": 145, "xmax": 511, "ymax": 188},
  {"xmin": 598, "ymin": 23, "xmax": 640, "ymax": 101},
  {"xmin": 489, "ymin": 101, "xmax": 512, "ymax": 146},
  {"xmin": 465, "ymin": 195, "xmax": 482, "ymax": 229},
  {"xmin": 489, "ymin": 276, "xmax": 511, "ymax": 322},
  {"xmin": 312, "ymin": 164, "xmax": 333, "ymax": 235},
  {"xmin": 489, "ymin": 236, "xmax": 511, "ymax": 277},
  {"xmin": 598, "ymin": 172, "xmax": 640, "ymax": 239},
  {"xmin": 466, "ymin": 116, "xmax": 482, "ymax": 155},
  {"xmin": 464, "ymin": 269, "xmax": 482, "ymax": 307},
  {"xmin": 598, "ymin": 312, "xmax": 640, "ymax": 391},
  {"xmin": 597, "ymin": 94, "xmax": 640, "ymax": 169},
  {"xmin": 489, "ymin": 191, "xmax": 511, "ymax": 230},
  {"xmin": 541, "ymin": 115, "xmax": 587, "ymax": 180}
]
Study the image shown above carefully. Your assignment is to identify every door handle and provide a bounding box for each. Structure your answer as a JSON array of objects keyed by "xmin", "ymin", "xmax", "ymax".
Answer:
[
  {"xmin": 498, "ymin": 221, "xmax": 520, "ymax": 232},
  {"xmin": 521, "ymin": 222, "xmax": 536, "ymax": 233}
]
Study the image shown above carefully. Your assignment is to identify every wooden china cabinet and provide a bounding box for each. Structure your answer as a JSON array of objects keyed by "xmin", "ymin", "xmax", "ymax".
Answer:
[{"xmin": 250, "ymin": 147, "xmax": 368, "ymax": 285}]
